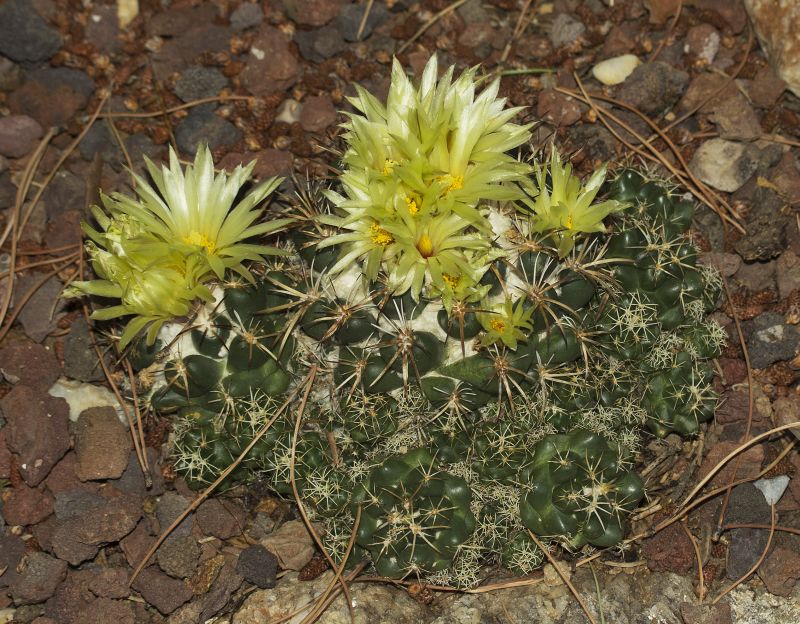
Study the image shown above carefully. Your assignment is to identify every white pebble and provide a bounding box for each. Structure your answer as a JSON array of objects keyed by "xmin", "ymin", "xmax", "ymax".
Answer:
[{"xmin": 592, "ymin": 54, "xmax": 641, "ymax": 86}]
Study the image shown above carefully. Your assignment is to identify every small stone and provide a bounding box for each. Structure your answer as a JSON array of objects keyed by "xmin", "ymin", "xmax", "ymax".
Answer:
[
  {"xmin": 2, "ymin": 484, "xmax": 54, "ymax": 526},
  {"xmin": 198, "ymin": 563, "xmax": 244, "ymax": 621},
  {"xmin": 754, "ymin": 475, "xmax": 790, "ymax": 506},
  {"xmin": 157, "ymin": 535, "xmax": 200, "ymax": 579},
  {"xmin": 294, "ymin": 25, "xmax": 346, "ymax": 62},
  {"xmin": 734, "ymin": 186, "xmax": 789, "ymax": 261},
  {"xmin": 758, "ymin": 509, "xmax": 800, "ymax": 595},
  {"xmin": 151, "ymin": 23, "xmax": 232, "ymax": 81},
  {"xmin": 744, "ymin": 66, "xmax": 787, "ymax": 108},
  {"xmin": 679, "ymin": 72, "xmax": 739, "ymax": 114},
  {"xmin": 236, "ymin": 545, "xmax": 278, "ymax": 589},
  {"xmin": 743, "ymin": 0, "xmax": 800, "ymax": 97},
  {"xmin": 641, "ymin": 519, "xmax": 695, "ymax": 573},
  {"xmin": 13, "ymin": 274, "xmax": 67, "ymax": 342},
  {"xmin": 592, "ymin": 54, "xmax": 641, "ymax": 86},
  {"xmin": 0, "ymin": 115, "xmax": 43, "ymax": 159},
  {"xmin": 54, "ymin": 489, "xmax": 105, "ymax": 521},
  {"xmin": 299, "ymin": 95, "xmax": 337, "ymax": 133},
  {"xmin": 0, "ymin": 535, "xmax": 27, "ymax": 589},
  {"xmin": 78, "ymin": 123, "xmax": 121, "ymax": 163},
  {"xmin": 457, "ymin": 23, "xmax": 494, "ymax": 59},
  {"xmin": 0, "ymin": 0, "xmax": 62, "ymax": 63},
  {"xmin": 132, "ymin": 567, "xmax": 193, "ymax": 615},
  {"xmin": 112, "ymin": 447, "xmax": 165, "ymax": 496},
  {"xmin": 745, "ymin": 312, "xmax": 800, "ymax": 369},
  {"xmin": 231, "ymin": 3, "xmax": 263, "ymax": 30},
  {"xmin": 726, "ymin": 484, "xmax": 772, "ymax": 580},
  {"xmin": 74, "ymin": 407, "xmax": 131, "ymax": 481},
  {"xmin": 174, "ymin": 66, "xmax": 228, "ymax": 104},
  {"xmin": 175, "ymin": 109, "xmax": 242, "ymax": 155},
  {"xmin": 8, "ymin": 81, "xmax": 85, "ymax": 128},
  {"xmin": 47, "ymin": 378, "xmax": 121, "ymax": 423},
  {"xmin": 196, "ymin": 498, "xmax": 246, "ymax": 540},
  {"xmin": 616, "ymin": 61, "xmax": 689, "ymax": 115},
  {"xmin": 643, "ymin": 0, "xmax": 681, "ymax": 24},
  {"xmin": 73, "ymin": 495, "xmax": 143, "ymax": 545},
  {"xmin": 1, "ymin": 386, "xmax": 70, "ymax": 487},
  {"xmin": 260, "ymin": 519, "xmax": 316, "ymax": 571},
  {"xmin": 537, "ymin": 90, "xmax": 583, "ymax": 126},
  {"xmin": 689, "ymin": 138, "xmax": 760, "ymax": 193},
  {"xmin": 685, "ymin": 24, "xmax": 720, "ymax": 64},
  {"xmin": 43, "ymin": 569, "xmax": 96, "ymax": 623},
  {"xmin": 88, "ymin": 567, "xmax": 130, "ymax": 599},
  {"xmin": 689, "ymin": 0, "xmax": 748, "ymax": 32},
  {"xmin": 85, "ymin": 5, "xmax": 120, "ymax": 53},
  {"xmin": 241, "ymin": 25, "xmax": 300, "ymax": 96},
  {"xmin": 156, "ymin": 492, "xmax": 194, "ymax": 538},
  {"xmin": 549, "ymin": 13, "xmax": 585, "ymax": 49},
  {"xmin": 218, "ymin": 149, "xmax": 293, "ymax": 179},
  {"xmin": 0, "ymin": 339, "xmax": 61, "ymax": 389},
  {"xmin": 75, "ymin": 597, "xmax": 135, "ymax": 624},
  {"xmin": 10, "ymin": 552, "xmax": 67, "ymax": 606},
  {"xmin": 283, "ymin": 0, "xmax": 345, "ymax": 27},
  {"xmin": 679, "ymin": 602, "xmax": 733, "ymax": 624},
  {"xmin": 120, "ymin": 520, "xmax": 156, "ymax": 568},
  {"xmin": 774, "ymin": 394, "xmax": 800, "ymax": 440},
  {"xmin": 336, "ymin": 1, "xmax": 388, "ymax": 41},
  {"xmin": 710, "ymin": 93, "xmax": 761, "ymax": 141},
  {"xmin": 147, "ymin": 3, "xmax": 218, "ymax": 37},
  {"xmin": 45, "ymin": 452, "xmax": 97, "ymax": 496},
  {"xmin": 699, "ymin": 252, "xmax": 741, "ymax": 277},
  {"xmin": 776, "ymin": 251, "xmax": 800, "ymax": 299}
]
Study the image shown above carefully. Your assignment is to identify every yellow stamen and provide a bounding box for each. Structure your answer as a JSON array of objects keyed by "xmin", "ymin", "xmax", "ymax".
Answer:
[
  {"xmin": 442, "ymin": 273, "xmax": 459, "ymax": 289},
  {"xmin": 183, "ymin": 231, "xmax": 217, "ymax": 253},
  {"xmin": 370, "ymin": 223, "xmax": 394, "ymax": 246},
  {"xmin": 404, "ymin": 195, "xmax": 419, "ymax": 216},
  {"xmin": 490, "ymin": 319, "xmax": 506, "ymax": 332},
  {"xmin": 565, "ymin": 214, "xmax": 574, "ymax": 230},
  {"xmin": 438, "ymin": 174, "xmax": 464, "ymax": 195},
  {"xmin": 382, "ymin": 159, "xmax": 398, "ymax": 176},
  {"xmin": 416, "ymin": 234, "xmax": 434, "ymax": 258}
]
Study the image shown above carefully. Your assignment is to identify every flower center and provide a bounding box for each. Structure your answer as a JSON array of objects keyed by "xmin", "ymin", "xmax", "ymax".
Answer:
[
  {"xmin": 442, "ymin": 273, "xmax": 459, "ymax": 289},
  {"xmin": 370, "ymin": 223, "xmax": 394, "ymax": 246},
  {"xmin": 416, "ymin": 234, "xmax": 435, "ymax": 258},
  {"xmin": 183, "ymin": 231, "xmax": 217, "ymax": 253},
  {"xmin": 565, "ymin": 213, "xmax": 574, "ymax": 230},
  {"xmin": 490, "ymin": 319, "xmax": 506, "ymax": 332},
  {"xmin": 382, "ymin": 159, "xmax": 398, "ymax": 176}
]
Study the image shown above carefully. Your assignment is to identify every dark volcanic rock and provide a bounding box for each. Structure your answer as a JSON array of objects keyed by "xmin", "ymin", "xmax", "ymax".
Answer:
[
  {"xmin": 616, "ymin": 61, "xmax": 689, "ymax": 115},
  {"xmin": 132, "ymin": 566, "xmax": 193, "ymax": 615},
  {"xmin": 744, "ymin": 312, "xmax": 800, "ymax": 369},
  {"xmin": 0, "ymin": 114, "xmax": 43, "ymax": 158},
  {"xmin": 196, "ymin": 498, "xmax": 246, "ymax": 540},
  {"xmin": 0, "ymin": 339, "xmax": 61, "ymax": 389},
  {"xmin": 726, "ymin": 484, "xmax": 771, "ymax": 580},
  {"xmin": 236, "ymin": 544, "xmax": 278, "ymax": 589},
  {"xmin": 2, "ymin": 483, "xmax": 54, "ymax": 526},
  {"xmin": 174, "ymin": 65, "xmax": 228, "ymax": 103},
  {"xmin": 175, "ymin": 109, "xmax": 242, "ymax": 155},
  {"xmin": 241, "ymin": 25, "xmax": 300, "ymax": 95},
  {"xmin": 0, "ymin": 0, "xmax": 62, "ymax": 63},
  {"xmin": 156, "ymin": 534, "xmax": 200, "ymax": 579}
]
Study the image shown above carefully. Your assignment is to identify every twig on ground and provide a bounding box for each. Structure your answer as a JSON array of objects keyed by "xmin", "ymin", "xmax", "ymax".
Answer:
[
  {"xmin": 355, "ymin": 0, "xmax": 375, "ymax": 41},
  {"xmin": 681, "ymin": 520, "xmax": 706, "ymax": 601},
  {"xmin": 397, "ymin": 0, "xmax": 472, "ymax": 55},
  {"xmin": 649, "ymin": 0, "xmax": 683, "ymax": 62}
]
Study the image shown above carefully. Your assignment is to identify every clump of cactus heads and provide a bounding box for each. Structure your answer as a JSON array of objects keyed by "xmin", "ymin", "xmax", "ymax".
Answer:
[{"xmin": 69, "ymin": 54, "xmax": 730, "ymax": 588}]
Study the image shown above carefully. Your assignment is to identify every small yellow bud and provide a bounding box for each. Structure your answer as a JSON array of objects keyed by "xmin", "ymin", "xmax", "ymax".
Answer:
[
  {"xmin": 416, "ymin": 234, "xmax": 434, "ymax": 258},
  {"xmin": 370, "ymin": 223, "xmax": 394, "ymax": 246}
]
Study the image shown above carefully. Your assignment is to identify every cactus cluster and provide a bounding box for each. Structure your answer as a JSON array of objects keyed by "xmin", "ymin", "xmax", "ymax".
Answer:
[{"xmin": 76, "ymin": 56, "xmax": 724, "ymax": 587}]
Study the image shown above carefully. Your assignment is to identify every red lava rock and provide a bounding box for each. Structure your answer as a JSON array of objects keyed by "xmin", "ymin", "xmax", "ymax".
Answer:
[
  {"xmin": 0, "ymin": 114, "xmax": 43, "ymax": 158},
  {"xmin": 7, "ymin": 81, "xmax": 88, "ymax": 128},
  {"xmin": 43, "ymin": 568, "xmax": 96, "ymax": 623},
  {"xmin": 300, "ymin": 95, "xmax": 338, "ymax": 133},
  {"xmin": 282, "ymin": 0, "xmax": 345, "ymax": 26},
  {"xmin": 152, "ymin": 23, "xmax": 232, "ymax": 81},
  {"xmin": 88, "ymin": 567, "xmax": 130, "ymax": 599},
  {"xmin": 641, "ymin": 519, "xmax": 695, "ymax": 573},
  {"xmin": 643, "ymin": 0, "xmax": 682, "ymax": 24},
  {"xmin": 75, "ymin": 597, "xmax": 136, "ymax": 624},
  {"xmin": 45, "ymin": 452, "xmax": 99, "ymax": 496},
  {"xmin": 73, "ymin": 494, "xmax": 142, "ymax": 545},
  {"xmin": 196, "ymin": 498, "xmax": 247, "ymax": 540},
  {"xmin": 743, "ymin": 66, "xmax": 787, "ymax": 109},
  {"xmin": 241, "ymin": 25, "xmax": 300, "ymax": 96},
  {"xmin": 0, "ymin": 339, "xmax": 62, "ymax": 390},
  {"xmin": 688, "ymin": 0, "xmax": 747, "ymax": 33},
  {"xmin": 1, "ymin": 386, "xmax": 70, "ymax": 487},
  {"xmin": 600, "ymin": 24, "xmax": 636, "ymax": 57},
  {"xmin": 758, "ymin": 519, "xmax": 800, "ymax": 595},
  {"xmin": 2, "ymin": 483, "xmax": 54, "ymax": 526},
  {"xmin": 769, "ymin": 152, "xmax": 800, "ymax": 205},
  {"xmin": 678, "ymin": 72, "xmax": 739, "ymax": 113},
  {"xmin": 537, "ymin": 90, "xmax": 582, "ymax": 126},
  {"xmin": 132, "ymin": 566, "xmax": 193, "ymax": 615},
  {"xmin": 773, "ymin": 394, "xmax": 800, "ymax": 439},
  {"xmin": 9, "ymin": 551, "xmax": 68, "ymax": 605},
  {"xmin": 74, "ymin": 407, "xmax": 131, "ymax": 481},
  {"xmin": 157, "ymin": 535, "xmax": 200, "ymax": 579},
  {"xmin": 31, "ymin": 514, "xmax": 57, "ymax": 554},
  {"xmin": 0, "ymin": 534, "xmax": 26, "ymax": 589},
  {"xmin": 120, "ymin": 520, "xmax": 157, "ymax": 568},
  {"xmin": 51, "ymin": 522, "xmax": 100, "ymax": 566},
  {"xmin": 718, "ymin": 358, "xmax": 747, "ymax": 386},
  {"xmin": 698, "ymin": 441, "xmax": 765, "ymax": 488},
  {"xmin": 218, "ymin": 149, "xmax": 294, "ymax": 180}
]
